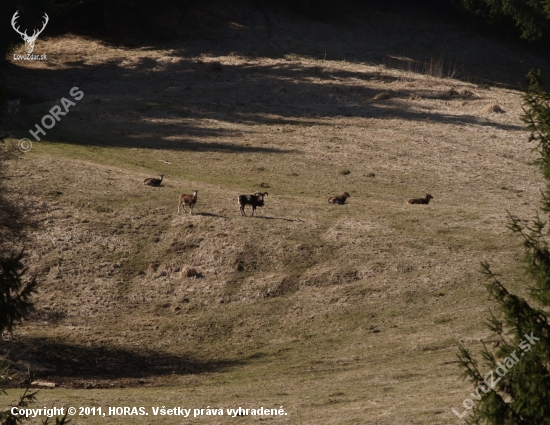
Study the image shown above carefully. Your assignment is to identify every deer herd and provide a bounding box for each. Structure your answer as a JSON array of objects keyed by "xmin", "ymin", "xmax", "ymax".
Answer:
[{"xmin": 143, "ymin": 174, "xmax": 433, "ymax": 216}]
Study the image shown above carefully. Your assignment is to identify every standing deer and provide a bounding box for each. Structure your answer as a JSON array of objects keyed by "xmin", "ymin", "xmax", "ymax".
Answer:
[
  {"xmin": 238, "ymin": 192, "xmax": 268, "ymax": 216},
  {"xmin": 178, "ymin": 190, "xmax": 198, "ymax": 214},
  {"xmin": 6, "ymin": 99, "xmax": 20, "ymax": 115},
  {"xmin": 11, "ymin": 11, "xmax": 49, "ymax": 54}
]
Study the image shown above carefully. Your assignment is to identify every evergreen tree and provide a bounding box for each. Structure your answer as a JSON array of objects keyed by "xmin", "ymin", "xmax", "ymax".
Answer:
[
  {"xmin": 460, "ymin": 0, "xmax": 550, "ymax": 41},
  {"xmin": 0, "ymin": 80, "xmax": 37, "ymax": 337},
  {"xmin": 455, "ymin": 70, "xmax": 550, "ymax": 424},
  {"xmin": 0, "ymin": 357, "xmax": 69, "ymax": 425},
  {"xmin": 0, "ymin": 82, "xmax": 66, "ymax": 425},
  {"xmin": 0, "ymin": 251, "xmax": 37, "ymax": 336}
]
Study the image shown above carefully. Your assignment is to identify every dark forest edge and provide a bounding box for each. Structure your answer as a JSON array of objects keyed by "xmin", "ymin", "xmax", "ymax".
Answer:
[
  {"xmin": 0, "ymin": 80, "xmax": 69, "ymax": 425},
  {"xmin": 1, "ymin": 0, "xmax": 550, "ymax": 68}
]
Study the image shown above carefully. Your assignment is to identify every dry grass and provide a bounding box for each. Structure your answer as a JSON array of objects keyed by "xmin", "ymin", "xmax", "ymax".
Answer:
[{"xmin": 0, "ymin": 2, "xmax": 548, "ymax": 424}]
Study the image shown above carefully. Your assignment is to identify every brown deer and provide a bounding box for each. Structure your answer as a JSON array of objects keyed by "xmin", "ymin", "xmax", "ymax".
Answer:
[
  {"xmin": 407, "ymin": 194, "xmax": 433, "ymax": 205},
  {"xmin": 178, "ymin": 190, "xmax": 198, "ymax": 214},
  {"xmin": 328, "ymin": 192, "xmax": 350, "ymax": 205},
  {"xmin": 238, "ymin": 192, "xmax": 267, "ymax": 216},
  {"xmin": 143, "ymin": 174, "xmax": 164, "ymax": 186}
]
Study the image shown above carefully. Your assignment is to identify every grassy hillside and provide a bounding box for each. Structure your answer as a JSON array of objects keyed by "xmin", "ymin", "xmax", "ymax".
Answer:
[{"xmin": 1, "ymin": 2, "xmax": 548, "ymax": 424}]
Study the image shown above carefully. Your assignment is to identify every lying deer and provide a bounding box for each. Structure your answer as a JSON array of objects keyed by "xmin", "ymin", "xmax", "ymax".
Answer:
[
  {"xmin": 407, "ymin": 194, "xmax": 433, "ymax": 205},
  {"xmin": 143, "ymin": 174, "xmax": 164, "ymax": 186},
  {"xmin": 328, "ymin": 192, "xmax": 350, "ymax": 205}
]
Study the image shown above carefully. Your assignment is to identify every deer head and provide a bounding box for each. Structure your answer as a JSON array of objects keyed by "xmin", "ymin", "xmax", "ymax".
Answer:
[{"xmin": 11, "ymin": 11, "xmax": 49, "ymax": 54}]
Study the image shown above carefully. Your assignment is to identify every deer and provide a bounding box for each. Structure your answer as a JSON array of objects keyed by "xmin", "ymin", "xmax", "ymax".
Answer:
[
  {"xmin": 6, "ymin": 99, "xmax": 20, "ymax": 115},
  {"xmin": 328, "ymin": 192, "xmax": 350, "ymax": 205},
  {"xmin": 11, "ymin": 11, "xmax": 49, "ymax": 54},
  {"xmin": 238, "ymin": 192, "xmax": 268, "ymax": 216},
  {"xmin": 407, "ymin": 194, "xmax": 433, "ymax": 205},
  {"xmin": 178, "ymin": 190, "xmax": 198, "ymax": 214},
  {"xmin": 143, "ymin": 174, "xmax": 164, "ymax": 186}
]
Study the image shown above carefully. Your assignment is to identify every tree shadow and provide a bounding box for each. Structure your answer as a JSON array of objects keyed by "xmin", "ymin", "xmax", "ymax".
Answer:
[
  {"xmin": 0, "ymin": 336, "xmax": 262, "ymax": 381},
  {"xmin": 83, "ymin": 0, "xmax": 549, "ymax": 87},
  {"xmin": 1, "ymin": 0, "xmax": 544, "ymax": 153}
]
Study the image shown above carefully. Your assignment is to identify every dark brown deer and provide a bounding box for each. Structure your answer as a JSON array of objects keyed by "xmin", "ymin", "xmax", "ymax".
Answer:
[
  {"xmin": 238, "ymin": 192, "xmax": 268, "ymax": 216},
  {"xmin": 143, "ymin": 174, "xmax": 164, "ymax": 186},
  {"xmin": 328, "ymin": 192, "xmax": 350, "ymax": 205},
  {"xmin": 407, "ymin": 194, "xmax": 433, "ymax": 205}
]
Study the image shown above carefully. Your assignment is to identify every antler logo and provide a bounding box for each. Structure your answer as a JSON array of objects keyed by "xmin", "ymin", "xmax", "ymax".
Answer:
[{"xmin": 11, "ymin": 11, "xmax": 49, "ymax": 54}]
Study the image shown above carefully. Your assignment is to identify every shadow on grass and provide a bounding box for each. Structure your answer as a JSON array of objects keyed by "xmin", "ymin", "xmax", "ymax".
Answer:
[
  {"xmin": 252, "ymin": 215, "xmax": 305, "ymax": 222},
  {"xmin": 1, "ymin": 337, "xmax": 262, "ymax": 380},
  {"xmin": 194, "ymin": 212, "xmax": 229, "ymax": 218},
  {"xmin": 2, "ymin": 1, "xmax": 540, "ymax": 154}
]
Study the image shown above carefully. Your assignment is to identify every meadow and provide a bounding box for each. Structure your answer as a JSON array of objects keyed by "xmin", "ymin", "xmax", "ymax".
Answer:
[{"xmin": 1, "ymin": 2, "xmax": 549, "ymax": 423}]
